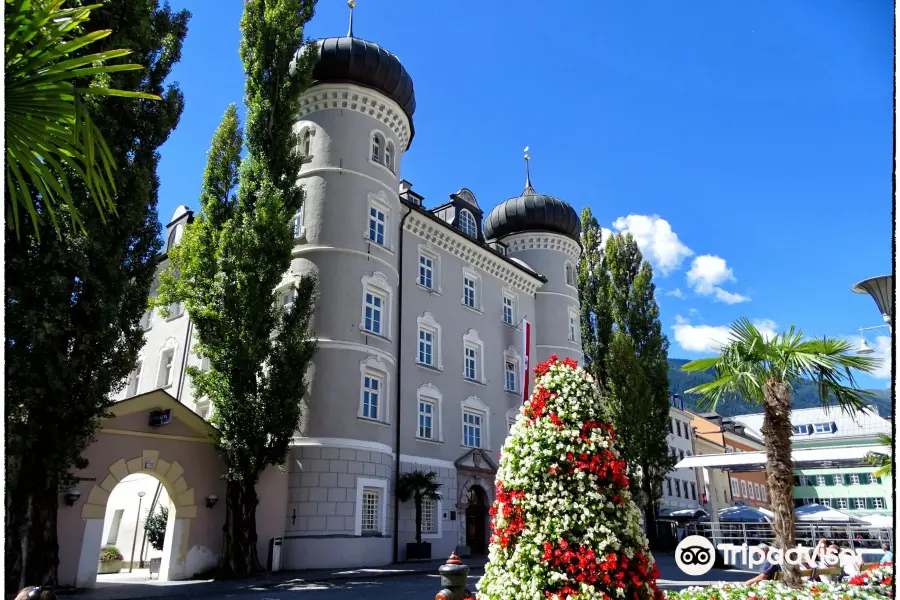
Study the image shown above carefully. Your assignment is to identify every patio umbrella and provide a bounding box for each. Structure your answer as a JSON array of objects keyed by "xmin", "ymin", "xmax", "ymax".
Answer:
[
  {"xmin": 699, "ymin": 506, "xmax": 774, "ymax": 523},
  {"xmin": 794, "ymin": 503, "xmax": 866, "ymax": 524},
  {"xmin": 860, "ymin": 514, "xmax": 894, "ymax": 528},
  {"xmin": 670, "ymin": 508, "xmax": 708, "ymax": 519}
]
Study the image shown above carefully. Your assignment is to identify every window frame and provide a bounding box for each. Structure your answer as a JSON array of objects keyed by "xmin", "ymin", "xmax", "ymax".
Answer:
[
  {"xmin": 849, "ymin": 473, "xmax": 861, "ymax": 485},
  {"xmin": 157, "ymin": 340, "xmax": 178, "ymax": 389},
  {"xmin": 502, "ymin": 288, "xmax": 517, "ymax": 326},
  {"xmin": 371, "ymin": 132, "xmax": 383, "ymax": 164},
  {"xmin": 873, "ymin": 497, "xmax": 884, "ymax": 510},
  {"xmin": 360, "ymin": 272, "xmax": 393, "ymax": 340},
  {"xmin": 355, "ymin": 477, "xmax": 388, "ymax": 536},
  {"xmin": 415, "ymin": 312, "xmax": 442, "ymax": 370},
  {"xmin": 867, "ymin": 473, "xmax": 878, "ymax": 485},
  {"xmin": 836, "ymin": 498, "xmax": 848, "ymax": 509},
  {"xmin": 167, "ymin": 300, "xmax": 184, "ymax": 321},
  {"xmin": 853, "ymin": 497, "xmax": 866, "ymax": 510},
  {"xmin": 385, "ymin": 141, "xmax": 395, "ymax": 172},
  {"xmin": 747, "ymin": 482, "xmax": 755, "ymax": 500},
  {"xmin": 140, "ymin": 310, "xmax": 154, "ymax": 331},
  {"xmin": 564, "ymin": 261, "xmax": 576, "ymax": 287},
  {"xmin": 568, "ymin": 307, "xmax": 579, "ymax": 343},
  {"xmin": 461, "ymin": 268, "xmax": 482, "ymax": 312},
  {"xmin": 416, "ymin": 383, "xmax": 443, "ymax": 442},
  {"xmin": 462, "ymin": 329, "xmax": 485, "ymax": 384},
  {"xmin": 730, "ymin": 478, "xmax": 739, "ymax": 497},
  {"xmin": 359, "ymin": 357, "xmax": 390, "ymax": 424},
  {"xmin": 461, "ymin": 396, "xmax": 489, "ymax": 450},
  {"xmin": 458, "ymin": 208, "xmax": 478, "ymax": 238},
  {"xmin": 816, "ymin": 475, "xmax": 827, "ymax": 486},
  {"xmin": 292, "ymin": 205, "xmax": 306, "ymax": 240},
  {"xmin": 126, "ymin": 357, "xmax": 144, "ymax": 398},
  {"xmin": 367, "ymin": 203, "xmax": 388, "ymax": 247}
]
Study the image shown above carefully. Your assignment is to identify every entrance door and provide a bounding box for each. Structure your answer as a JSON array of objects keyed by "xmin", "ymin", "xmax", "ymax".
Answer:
[{"xmin": 465, "ymin": 485, "xmax": 488, "ymax": 555}]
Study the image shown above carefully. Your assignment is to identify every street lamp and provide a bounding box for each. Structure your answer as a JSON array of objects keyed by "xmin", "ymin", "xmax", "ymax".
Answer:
[
  {"xmin": 129, "ymin": 491, "xmax": 146, "ymax": 573},
  {"xmin": 851, "ymin": 275, "xmax": 893, "ymax": 329}
]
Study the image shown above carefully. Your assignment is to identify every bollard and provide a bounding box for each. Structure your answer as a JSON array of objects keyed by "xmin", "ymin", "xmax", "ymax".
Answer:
[{"xmin": 435, "ymin": 552, "xmax": 474, "ymax": 600}]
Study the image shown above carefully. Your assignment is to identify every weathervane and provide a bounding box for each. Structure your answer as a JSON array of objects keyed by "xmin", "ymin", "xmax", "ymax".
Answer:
[
  {"xmin": 523, "ymin": 145, "xmax": 534, "ymax": 190},
  {"xmin": 347, "ymin": 0, "xmax": 356, "ymax": 37}
]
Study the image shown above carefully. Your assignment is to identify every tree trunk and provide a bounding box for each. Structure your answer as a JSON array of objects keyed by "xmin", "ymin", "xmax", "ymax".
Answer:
[
  {"xmin": 762, "ymin": 379, "xmax": 799, "ymax": 586},
  {"xmin": 219, "ymin": 478, "xmax": 261, "ymax": 578},
  {"xmin": 414, "ymin": 495, "xmax": 423, "ymax": 545},
  {"xmin": 639, "ymin": 468, "xmax": 659, "ymax": 549},
  {"xmin": 26, "ymin": 488, "xmax": 60, "ymax": 588}
]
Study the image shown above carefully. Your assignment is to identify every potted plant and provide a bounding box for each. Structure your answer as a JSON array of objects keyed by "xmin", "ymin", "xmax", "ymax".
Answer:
[
  {"xmin": 397, "ymin": 469, "xmax": 442, "ymax": 561},
  {"xmin": 98, "ymin": 546, "xmax": 124, "ymax": 574},
  {"xmin": 144, "ymin": 506, "xmax": 168, "ymax": 576}
]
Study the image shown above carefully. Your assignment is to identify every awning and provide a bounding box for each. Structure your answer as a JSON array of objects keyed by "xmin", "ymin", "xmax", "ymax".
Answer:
[{"xmin": 674, "ymin": 445, "xmax": 884, "ymax": 472}]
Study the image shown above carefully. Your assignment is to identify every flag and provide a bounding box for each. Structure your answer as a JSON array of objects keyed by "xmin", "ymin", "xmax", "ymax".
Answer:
[{"xmin": 522, "ymin": 319, "xmax": 531, "ymax": 404}]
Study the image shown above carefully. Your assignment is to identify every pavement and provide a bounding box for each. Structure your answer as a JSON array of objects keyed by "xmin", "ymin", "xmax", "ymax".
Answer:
[{"xmin": 61, "ymin": 553, "xmax": 755, "ymax": 599}]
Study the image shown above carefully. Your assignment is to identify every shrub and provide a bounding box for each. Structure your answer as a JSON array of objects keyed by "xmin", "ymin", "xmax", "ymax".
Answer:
[
  {"xmin": 99, "ymin": 546, "xmax": 123, "ymax": 562},
  {"xmin": 477, "ymin": 355, "xmax": 663, "ymax": 600}
]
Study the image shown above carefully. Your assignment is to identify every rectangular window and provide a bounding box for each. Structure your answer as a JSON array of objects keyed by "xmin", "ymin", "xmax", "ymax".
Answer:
[
  {"xmin": 667, "ymin": 479, "xmax": 672, "ymax": 496},
  {"xmin": 362, "ymin": 374, "xmax": 381, "ymax": 420},
  {"xmin": 418, "ymin": 255, "xmax": 433, "ymax": 289},
  {"xmin": 820, "ymin": 498, "xmax": 831, "ymax": 508},
  {"xmin": 747, "ymin": 482, "xmax": 755, "ymax": 500},
  {"xmin": 168, "ymin": 301, "xmax": 184, "ymax": 318},
  {"xmin": 670, "ymin": 419, "xmax": 674, "ymax": 434},
  {"xmin": 106, "ymin": 509, "xmax": 125, "ymax": 545},
  {"xmin": 418, "ymin": 329, "xmax": 434, "ymax": 366},
  {"xmin": 463, "ymin": 277, "xmax": 476, "ymax": 308},
  {"xmin": 158, "ymin": 349, "xmax": 175, "ymax": 388},
  {"xmin": 283, "ymin": 290, "xmax": 295, "ymax": 312},
  {"xmin": 754, "ymin": 483, "xmax": 762, "ymax": 500},
  {"xmin": 684, "ymin": 481, "xmax": 689, "ymax": 499},
  {"xmin": 833, "ymin": 474, "xmax": 844, "ymax": 486},
  {"xmin": 836, "ymin": 498, "xmax": 848, "ymax": 510},
  {"xmin": 505, "ymin": 360, "xmax": 516, "ymax": 392},
  {"xmin": 814, "ymin": 423, "xmax": 831, "ymax": 434},
  {"xmin": 292, "ymin": 211, "xmax": 303, "ymax": 238},
  {"xmin": 867, "ymin": 473, "xmax": 878, "ymax": 485},
  {"xmin": 760, "ymin": 486, "xmax": 767, "ymax": 502},
  {"xmin": 675, "ymin": 481, "xmax": 681, "ymax": 497},
  {"xmin": 140, "ymin": 310, "xmax": 153, "ymax": 330},
  {"xmin": 816, "ymin": 475, "xmax": 827, "ymax": 486},
  {"xmin": 421, "ymin": 499, "xmax": 437, "ymax": 534},
  {"xmin": 418, "ymin": 400, "xmax": 434, "ymax": 440},
  {"xmin": 568, "ymin": 313, "xmax": 576, "ymax": 341},
  {"xmin": 463, "ymin": 411, "xmax": 482, "ymax": 448},
  {"xmin": 464, "ymin": 345, "xmax": 477, "ymax": 380},
  {"xmin": 740, "ymin": 480, "xmax": 747, "ymax": 498},
  {"xmin": 873, "ymin": 497, "xmax": 885, "ymax": 510},
  {"xmin": 849, "ymin": 473, "xmax": 860, "ymax": 485},
  {"xmin": 690, "ymin": 482, "xmax": 697, "ymax": 501},
  {"xmin": 126, "ymin": 361, "xmax": 143, "ymax": 397},
  {"xmin": 677, "ymin": 422, "xmax": 682, "ymax": 437},
  {"xmin": 503, "ymin": 296, "xmax": 514, "ymax": 325},
  {"xmin": 363, "ymin": 291, "xmax": 383, "ymax": 335},
  {"xmin": 853, "ymin": 497, "xmax": 866, "ymax": 510},
  {"xmin": 361, "ymin": 487, "xmax": 380, "ymax": 533},
  {"xmin": 368, "ymin": 206, "xmax": 386, "ymax": 245}
]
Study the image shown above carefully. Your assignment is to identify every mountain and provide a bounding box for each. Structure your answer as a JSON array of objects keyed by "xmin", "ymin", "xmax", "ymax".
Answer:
[{"xmin": 667, "ymin": 359, "xmax": 892, "ymax": 418}]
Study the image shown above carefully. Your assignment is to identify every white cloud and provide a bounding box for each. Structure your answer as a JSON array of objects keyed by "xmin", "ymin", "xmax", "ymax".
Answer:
[
  {"xmin": 672, "ymin": 316, "xmax": 778, "ymax": 353},
  {"xmin": 666, "ymin": 288, "xmax": 685, "ymax": 299},
  {"xmin": 610, "ymin": 215, "xmax": 693, "ymax": 275},
  {"xmin": 871, "ymin": 336, "xmax": 891, "ymax": 379},
  {"xmin": 686, "ymin": 255, "xmax": 750, "ymax": 304}
]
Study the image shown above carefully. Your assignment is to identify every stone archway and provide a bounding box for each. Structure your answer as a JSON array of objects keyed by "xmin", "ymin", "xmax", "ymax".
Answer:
[{"xmin": 75, "ymin": 450, "xmax": 198, "ymax": 588}]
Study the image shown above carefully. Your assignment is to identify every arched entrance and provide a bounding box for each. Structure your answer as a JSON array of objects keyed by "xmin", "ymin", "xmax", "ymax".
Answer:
[{"xmin": 465, "ymin": 485, "xmax": 489, "ymax": 555}]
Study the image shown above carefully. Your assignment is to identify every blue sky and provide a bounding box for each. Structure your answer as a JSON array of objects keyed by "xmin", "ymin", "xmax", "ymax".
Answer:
[{"xmin": 157, "ymin": 0, "xmax": 893, "ymax": 387}]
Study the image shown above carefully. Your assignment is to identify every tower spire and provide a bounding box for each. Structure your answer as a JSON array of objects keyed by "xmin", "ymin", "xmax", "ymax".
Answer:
[
  {"xmin": 523, "ymin": 146, "xmax": 535, "ymax": 193},
  {"xmin": 347, "ymin": 0, "xmax": 356, "ymax": 37}
]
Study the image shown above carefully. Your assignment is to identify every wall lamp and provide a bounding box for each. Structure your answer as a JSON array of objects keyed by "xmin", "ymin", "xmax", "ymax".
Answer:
[
  {"xmin": 206, "ymin": 494, "xmax": 218, "ymax": 509},
  {"xmin": 64, "ymin": 489, "xmax": 82, "ymax": 506}
]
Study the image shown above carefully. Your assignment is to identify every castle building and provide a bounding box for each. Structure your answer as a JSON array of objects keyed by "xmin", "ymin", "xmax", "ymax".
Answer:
[{"xmin": 118, "ymin": 22, "xmax": 583, "ymax": 568}]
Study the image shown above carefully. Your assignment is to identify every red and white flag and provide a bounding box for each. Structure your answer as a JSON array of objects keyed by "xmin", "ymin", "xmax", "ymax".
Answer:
[{"xmin": 522, "ymin": 319, "xmax": 531, "ymax": 405}]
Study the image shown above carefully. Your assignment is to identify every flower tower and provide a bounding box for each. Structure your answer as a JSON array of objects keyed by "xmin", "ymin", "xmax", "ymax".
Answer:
[{"xmin": 477, "ymin": 356, "xmax": 664, "ymax": 600}]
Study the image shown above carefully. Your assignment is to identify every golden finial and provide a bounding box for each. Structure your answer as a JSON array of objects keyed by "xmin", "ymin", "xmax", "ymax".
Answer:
[
  {"xmin": 523, "ymin": 146, "xmax": 533, "ymax": 191},
  {"xmin": 347, "ymin": 0, "xmax": 356, "ymax": 37}
]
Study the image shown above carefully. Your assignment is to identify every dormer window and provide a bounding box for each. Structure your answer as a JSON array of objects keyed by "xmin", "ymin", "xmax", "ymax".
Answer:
[
  {"xmin": 385, "ymin": 142, "xmax": 395, "ymax": 172},
  {"xmin": 458, "ymin": 209, "xmax": 477, "ymax": 238}
]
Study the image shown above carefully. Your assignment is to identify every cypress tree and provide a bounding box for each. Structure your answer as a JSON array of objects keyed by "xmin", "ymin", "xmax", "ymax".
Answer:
[
  {"xmin": 4, "ymin": 1, "xmax": 189, "ymax": 591},
  {"xmin": 155, "ymin": 0, "xmax": 319, "ymax": 576}
]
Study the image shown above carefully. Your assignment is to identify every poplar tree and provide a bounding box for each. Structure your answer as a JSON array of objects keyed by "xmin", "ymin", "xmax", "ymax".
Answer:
[
  {"xmin": 576, "ymin": 207, "xmax": 612, "ymax": 385},
  {"xmin": 155, "ymin": 0, "xmax": 318, "ymax": 576},
  {"xmin": 4, "ymin": 1, "xmax": 189, "ymax": 591}
]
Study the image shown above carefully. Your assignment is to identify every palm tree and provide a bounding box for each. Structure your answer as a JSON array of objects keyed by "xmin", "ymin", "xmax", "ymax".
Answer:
[
  {"xmin": 682, "ymin": 318, "xmax": 878, "ymax": 586},
  {"xmin": 5, "ymin": 0, "xmax": 160, "ymax": 240},
  {"xmin": 866, "ymin": 434, "xmax": 892, "ymax": 477},
  {"xmin": 397, "ymin": 470, "xmax": 443, "ymax": 545}
]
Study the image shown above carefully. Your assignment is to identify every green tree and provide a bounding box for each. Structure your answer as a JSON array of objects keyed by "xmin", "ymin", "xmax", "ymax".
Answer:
[
  {"xmin": 154, "ymin": 0, "xmax": 318, "ymax": 577},
  {"xmin": 396, "ymin": 471, "xmax": 443, "ymax": 545},
  {"xmin": 144, "ymin": 506, "xmax": 169, "ymax": 552},
  {"xmin": 576, "ymin": 207, "xmax": 612, "ymax": 386},
  {"xmin": 866, "ymin": 434, "xmax": 893, "ymax": 477},
  {"xmin": 600, "ymin": 232, "xmax": 674, "ymax": 548},
  {"xmin": 4, "ymin": 1, "xmax": 189, "ymax": 592},
  {"xmin": 5, "ymin": 0, "xmax": 163, "ymax": 240},
  {"xmin": 682, "ymin": 319, "xmax": 877, "ymax": 586}
]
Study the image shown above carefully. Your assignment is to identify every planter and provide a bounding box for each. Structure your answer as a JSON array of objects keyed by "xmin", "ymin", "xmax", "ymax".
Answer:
[
  {"xmin": 98, "ymin": 559, "xmax": 123, "ymax": 574},
  {"xmin": 149, "ymin": 557, "xmax": 162, "ymax": 576},
  {"xmin": 406, "ymin": 542, "xmax": 432, "ymax": 561}
]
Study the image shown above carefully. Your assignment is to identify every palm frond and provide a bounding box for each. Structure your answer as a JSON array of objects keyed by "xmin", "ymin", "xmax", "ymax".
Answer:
[{"xmin": 4, "ymin": 0, "xmax": 161, "ymax": 240}]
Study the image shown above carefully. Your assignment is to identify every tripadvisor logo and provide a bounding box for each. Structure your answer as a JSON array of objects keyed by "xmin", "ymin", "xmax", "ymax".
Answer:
[{"xmin": 675, "ymin": 535, "xmax": 867, "ymax": 577}]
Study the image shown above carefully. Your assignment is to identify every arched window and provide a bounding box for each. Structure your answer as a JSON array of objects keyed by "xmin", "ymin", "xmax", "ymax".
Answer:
[
  {"xmin": 385, "ymin": 142, "xmax": 395, "ymax": 172},
  {"xmin": 300, "ymin": 129, "xmax": 311, "ymax": 157},
  {"xmin": 458, "ymin": 209, "xmax": 477, "ymax": 238},
  {"xmin": 371, "ymin": 133, "xmax": 382, "ymax": 163}
]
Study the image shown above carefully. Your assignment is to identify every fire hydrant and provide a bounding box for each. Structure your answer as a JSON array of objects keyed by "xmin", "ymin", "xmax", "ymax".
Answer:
[{"xmin": 435, "ymin": 552, "xmax": 474, "ymax": 600}]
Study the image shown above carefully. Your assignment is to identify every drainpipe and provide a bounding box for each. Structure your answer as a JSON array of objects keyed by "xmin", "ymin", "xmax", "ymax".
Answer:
[
  {"xmin": 175, "ymin": 318, "xmax": 193, "ymax": 403},
  {"xmin": 392, "ymin": 205, "xmax": 413, "ymax": 564}
]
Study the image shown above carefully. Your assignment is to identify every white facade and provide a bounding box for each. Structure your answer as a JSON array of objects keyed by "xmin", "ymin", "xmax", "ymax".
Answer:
[
  {"xmin": 100, "ymin": 474, "xmax": 171, "ymax": 563},
  {"xmin": 661, "ymin": 405, "xmax": 700, "ymax": 512}
]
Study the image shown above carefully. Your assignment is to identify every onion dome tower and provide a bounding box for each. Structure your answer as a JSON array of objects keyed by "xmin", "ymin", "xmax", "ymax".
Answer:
[{"xmin": 484, "ymin": 150, "xmax": 583, "ymax": 365}]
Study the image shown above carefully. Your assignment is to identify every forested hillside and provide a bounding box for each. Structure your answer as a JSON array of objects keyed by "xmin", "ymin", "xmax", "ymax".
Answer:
[{"xmin": 667, "ymin": 359, "xmax": 892, "ymax": 418}]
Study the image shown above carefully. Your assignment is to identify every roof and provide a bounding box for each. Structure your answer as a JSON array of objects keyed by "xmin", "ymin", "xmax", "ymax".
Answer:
[
  {"xmin": 483, "ymin": 183, "xmax": 581, "ymax": 243},
  {"xmin": 310, "ymin": 36, "xmax": 416, "ymax": 147},
  {"xmin": 109, "ymin": 389, "xmax": 217, "ymax": 440},
  {"xmin": 675, "ymin": 444, "xmax": 886, "ymax": 472},
  {"xmin": 732, "ymin": 406, "xmax": 890, "ymax": 441}
]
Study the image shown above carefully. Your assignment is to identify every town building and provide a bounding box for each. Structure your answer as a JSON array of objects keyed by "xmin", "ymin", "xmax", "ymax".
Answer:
[
  {"xmin": 111, "ymin": 21, "xmax": 583, "ymax": 571},
  {"xmin": 690, "ymin": 412, "xmax": 770, "ymax": 510},
  {"xmin": 660, "ymin": 397, "xmax": 701, "ymax": 515},
  {"xmin": 691, "ymin": 431, "xmax": 731, "ymax": 519},
  {"xmin": 732, "ymin": 406, "xmax": 892, "ymax": 517}
]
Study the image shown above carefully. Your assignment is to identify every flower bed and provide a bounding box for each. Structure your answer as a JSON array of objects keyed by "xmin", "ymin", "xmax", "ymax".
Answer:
[
  {"xmin": 849, "ymin": 562, "xmax": 894, "ymax": 587},
  {"xmin": 665, "ymin": 580, "xmax": 893, "ymax": 599}
]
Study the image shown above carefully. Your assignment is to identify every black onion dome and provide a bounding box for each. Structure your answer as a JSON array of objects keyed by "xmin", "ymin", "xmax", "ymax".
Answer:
[
  {"xmin": 483, "ymin": 183, "xmax": 581, "ymax": 242},
  {"xmin": 312, "ymin": 37, "xmax": 416, "ymax": 127}
]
